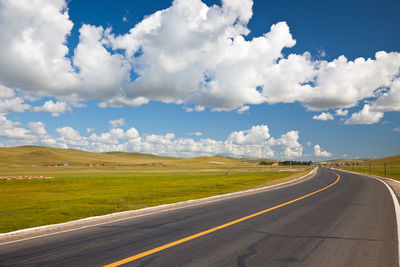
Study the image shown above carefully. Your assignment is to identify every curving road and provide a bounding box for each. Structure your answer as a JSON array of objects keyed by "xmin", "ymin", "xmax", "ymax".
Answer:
[{"xmin": 0, "ymin": 167, "xmax": 397, "ymax": 266}]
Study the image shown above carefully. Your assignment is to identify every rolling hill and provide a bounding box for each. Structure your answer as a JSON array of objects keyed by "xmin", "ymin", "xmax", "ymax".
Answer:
[
  {"xmin": 0, "ymin": 146, "xmax": 177, "ymax": 168},
  {"xmin": 326, "ymin": 155, "xmax": 400, "ymax": 166},
  {"xmin": 0, "ymin": 146, "xmax": 272, "ymax": 169}
]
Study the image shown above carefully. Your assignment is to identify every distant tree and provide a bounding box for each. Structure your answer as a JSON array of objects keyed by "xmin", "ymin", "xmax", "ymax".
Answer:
[
  {"xmin": 279, "ymin": 161, "xmax": 312, "ymax": 166},
  {"xmin": 259, "ymin": 161, "xmax": 273, "ymax": 165}
]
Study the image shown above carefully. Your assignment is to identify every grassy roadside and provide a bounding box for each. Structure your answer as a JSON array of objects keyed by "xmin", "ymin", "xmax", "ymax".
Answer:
[
  {"xmin": 0, "ymin": 170, "xmax": 309, "ymax": 233},
  {"xmin": 335, "ymin": 165, "xmax": 400, "ymax": 180},
  {"xmin": 329, "ymin": 155, "xmax": 400, "ymax": 180}
]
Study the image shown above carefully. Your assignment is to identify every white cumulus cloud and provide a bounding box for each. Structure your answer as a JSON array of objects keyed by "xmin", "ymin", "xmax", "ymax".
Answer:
[
  {"xmin": 0, "ymin": 0, "xmax": 398, "ymax": 124},
  {"xmin": 237, "ymin": 105, "xmax": 250, "ymax": 114},
  {"xmin": 345, "ymin": 104, "xmax": 384, "ymax": 125},
  {"xmin": 0, "ymin": 85, "xmax": 15, "ymax": 98},
  {"xmin": 0, "ymin": 97, "xmax": 30, "ymax": 114},
  {"xmin": 109, "ymin": 118, "xmax": 125, "ymax": 129},
  {"xmin": 0, "ymin": 117, "xmax": 307, "ymax": 159},
  {"xmin": 267, "ymin": 131, "xmax": 303, "ymax": 158},
  {"xmin": 335, "ymin": 109, "xmax": 348, "ymax": 116},
  {"xmin": 33, "ymin": 100, "xmax": 70, "ymax": 116},
  {"xmin": 227, "ymin": 125, "xmax": 270, "ymax": 145},
  {"xmin": 73, "ymin": 25, "xmax": 131, "ymax": 100},
  {"xmin": 188, "ymin": 131, "xmax": 203, "ymax": 136},
  {"xmin": 0, "ymin": 0, "xmax": 80, "ymax": 96},
  {"xmin": 313, "ymin": 112, "xmax": 334, "ymax": 121},
  {"xmin": 56, "ymin": 127, "xmax": 88, "ymax": 147},
  {"xmin": 372, "ymin": 78, "xmax": 400, "ymax": 113},
  {"xmin": 0, "ymin": 115, "xmax": 55, "ymax": 145},
  {"xmin": 314, "ymin": 144, "xmax": 332, "ymax": 157}
]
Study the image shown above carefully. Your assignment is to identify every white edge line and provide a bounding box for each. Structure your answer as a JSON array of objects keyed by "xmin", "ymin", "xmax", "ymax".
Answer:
[
  {"xmin": 335, "ymin": 168, "xmax": 400, "ymax": 267},
  {"xmin": 373, "ymin": 179, "xmax": 400, "ymax": 267},
  {"xmin": 0, "ymin": 167, "xmax": 318, "ymax": 246}
]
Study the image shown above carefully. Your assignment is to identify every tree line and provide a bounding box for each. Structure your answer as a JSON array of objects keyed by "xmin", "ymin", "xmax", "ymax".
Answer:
[
  {"xmin": 279, "ymin": 161, "xmax": 313, "ymax": 166},
  {"xmin": 258, "ymin": 161, "xmax": 313, "ymax": 166}
]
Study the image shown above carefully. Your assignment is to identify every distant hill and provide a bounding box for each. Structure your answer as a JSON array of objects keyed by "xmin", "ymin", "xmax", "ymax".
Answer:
[
  {"xmin": 102, "ymin": 151, "xmax": 177, "ymax": 160},
  {"xmin": 367, "ymin": 155, "xmax": 400, "ymax": 165},
  {"xmin": 0, "ymin": 146, "xmax": 273, "ymax": 168},
  {"xmin": 174, "ymin": 156, "xmax": 248, "ymax": 167},
  {"xmin": 324, "ymin": 158, "xmax": 370, "ymax": 164},
  {"xmin": 326, "ymin": 155, "xmax": 400, "ymax": 165},
  {"xmin": 213, "ymin": 155, "xmax": 276, "ymax": 164},
  {"xmin": 0, "ymin": 146, "xmax": 177, "ymax": 167}
]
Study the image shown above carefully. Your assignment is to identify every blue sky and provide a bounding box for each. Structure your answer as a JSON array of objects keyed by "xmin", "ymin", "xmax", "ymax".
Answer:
[{"xmin": 0, "ymin": 0, "xmax": 399, "ymax": 160}]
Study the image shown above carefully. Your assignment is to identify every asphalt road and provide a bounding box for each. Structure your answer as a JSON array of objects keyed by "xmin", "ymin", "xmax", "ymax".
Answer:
[{"xmin": 0, "ymin": 167, "xmax": 397, "ymax": 266}]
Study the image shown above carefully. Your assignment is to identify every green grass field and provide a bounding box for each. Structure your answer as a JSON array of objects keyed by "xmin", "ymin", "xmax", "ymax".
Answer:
[
  {"xmin": 0, "ymin": 171, "xmax": 308, "ymax": 233},
  {"xmin": 0, "ymin": 146, "xmax": 309, "ymax": 233}
]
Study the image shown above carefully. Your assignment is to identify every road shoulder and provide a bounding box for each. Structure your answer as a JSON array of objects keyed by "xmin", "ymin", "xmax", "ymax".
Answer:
[
  {"xmin": 334, "ymin": 168, "xmax": 400, "ymax": 267},
  {"xmin": 335, "ymin": 168, "xmax": 400, "ymax": 201}
]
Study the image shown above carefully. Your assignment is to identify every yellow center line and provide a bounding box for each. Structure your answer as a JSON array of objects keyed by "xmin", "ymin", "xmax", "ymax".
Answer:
[{"xmin": 104, "ymin": 173, "xmax": 341, "ymax": 267}]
